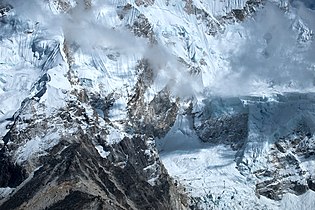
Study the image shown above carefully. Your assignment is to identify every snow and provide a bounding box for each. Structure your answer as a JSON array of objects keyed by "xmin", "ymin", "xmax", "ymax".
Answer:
[
  {"xmin": 143, "ymin": 161, "xmax": 159, "ymax": 186},
  {"xmin": 105, "ymin": 122, "xmax": 133, "ymax": 145},
  {"xmin": 95, "ymin": 145, "xmax": 110, "ymax": 158},
  {"xmin": 14, "ymin": 132, "xmax": 60, "ymax": 164},
  {"xmin": 1, "ymin": 0, "xmax": 315, "ymax": 209},
  {"xmin": 160, "ymin": 127, "xmax": 315, "ymax": 209},
  {"xmin": 107, "ymin": 126, "xmax": 124, "ymax": 144},
  {"xmin": 108, "ymin": 95, "xmax": 129, "ymax": 121},
  {"xmin": 133, "ymin": 0, "xmax": 315, "ymax": 97},
  {"xmin": 0, "ymin": 67, "xmax": 39, "ymax": 137},
  {"xmin": 158, "ymin": 111, "xmax": 263, "ymax": 208},
  {"xmin": 281, "ymin": 190, "xmax": 315, "ymax": 210},
  {"xmin": 161, "ymin": 145, "xmax": 267, "ymax": 209},
  {"xmin": 0, "ymin": 187, "xmax": 14, "ymax": 199},
  {"xmin": 300, "ymin": 159, "xmax": 315, "ymax": 176},
  {"xmin": 158, "ymin": 112, "xmax": 269, "ymax": 209},
  {"xmin": 39, "ymin": 64, "xmax": 71, "ymax": 114},
  {"xmin": 159, "ymin": 93, "xmax": 315, "ymax": 209},
  {"xmin": 0, "ymin": 10, "xmax": 71, "ymax": 138}
]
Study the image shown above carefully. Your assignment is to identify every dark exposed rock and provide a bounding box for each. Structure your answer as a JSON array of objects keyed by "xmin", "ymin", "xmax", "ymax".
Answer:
[
  {"xmin": 275, "ymin": 141, "xmax": 286, "ymax": 153},
  {"xmin": 131, "ymin": 14, "xmax": 156, "ymax": 43},
  {"xmin": 0, "ymin": 2, "xmax": 12, "ymax": 18},
  {"xmin": 147, "ymin": 89, "xmax": 179, "ymax": 138},
  {"xmin": 0, "ymin": 99, "xmax": 187, "ymax": 210},
  {"xmin": 292, "ymin": 181, "xmax": 309, "ymax": 195},
  {"xmin": 232, "ymin": 9, "xmax": 246, "ymax": 21},
  {"xmin": 254, "ymin": 133, "xmax": 313, "ymax": 200},
  {"xmin": 135, "ymin": 0, "xmax": 155, "ymax": 7},
  {"xmin": 196, "ymin": 113, "xmax": 248, "ymax": 149},
  {"xmin": 222, "ymin": 0, "xmax": 264, "ymax": 22},
  {"xmin": 192, "ymin": 94, "xmax": 315, "ymax": 202},
  {"xmin": 128, "ymin": 59, "xmax": 179, "ymax": 139},
  {"xmin": 116, "ymin": 3, "xmax": 156, "ymax": 43},
  {"xmin": 182, "ymin": 0, "xmax": 263, "ymax": 36},
  {"xmin": 46, "ymin": 191, "xmax": 109, "ymax": 210},
  {"xmin": 307, "ymin": 178, "xmax": 315, "ymax": 191},
  {"xmin": 256, "ymin": 182, "xmax": 283, "ymax": 200},
  {"xmin": 0, "ymin": 154, "xmax": 27, "ymax": 188},
  {"xmin": 3, "ymin": 0, "xmax": 309, "ymax": 209},
  {"xmin": 193, "ymin": 97, "xmax": 249, "ymax": 149},
  {"xmin": 89, "ymin": 93, "xmax": 115, "ymax": 120}
]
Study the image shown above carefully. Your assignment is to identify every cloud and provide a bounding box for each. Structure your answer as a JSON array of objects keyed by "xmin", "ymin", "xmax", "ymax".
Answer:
[
  {"xmin": 10, "ymin": 0, "xmax": 314, "ymax": 98},
  {"xmin": 9, "ymin": 0, "xmax": 50, "ymax": 22},
  {"xmin": 143, "ymin": 45, "xmax": 204, "ymax": 98},
  {"xmin": 57, "ymin": 1, "xmax": 147, "ymax": 54},
  {"xmin": 212, "ymin": 1, "xmax": 315, "ymax": 96},
  {"xmin": 62, "ymin": 20, "xmax": 147, "ymax": 53},
  {"xmin": 292, "ymin": 0, "xmax": 315, "ymax": 10}
]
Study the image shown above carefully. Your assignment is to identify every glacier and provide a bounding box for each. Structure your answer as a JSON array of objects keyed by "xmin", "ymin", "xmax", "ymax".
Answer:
[{"xmin": 0, "ymin": 0, "xmax": 315, "ymax": 209}]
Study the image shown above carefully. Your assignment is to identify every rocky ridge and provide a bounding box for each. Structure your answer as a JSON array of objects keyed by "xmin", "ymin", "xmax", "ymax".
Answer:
[{"xmin": 0, "ymin": 0, "xmax": 315, "ymax": 210}]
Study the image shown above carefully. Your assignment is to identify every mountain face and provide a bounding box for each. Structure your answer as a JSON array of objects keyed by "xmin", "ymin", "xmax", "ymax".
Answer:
[{"xmin": 0, "ymin": 0, "xmax": 315, "ymax": 209}]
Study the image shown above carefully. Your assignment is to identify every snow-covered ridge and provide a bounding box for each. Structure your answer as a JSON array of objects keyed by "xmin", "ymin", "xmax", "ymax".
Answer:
[{"xmin": 0, "ymin": 0, "xmax": 315, "ymax": 209}]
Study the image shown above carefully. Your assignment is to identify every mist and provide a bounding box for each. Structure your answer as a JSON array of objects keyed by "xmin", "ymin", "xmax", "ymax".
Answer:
[
  {"xmin": 212, "ymin": 1, "xmax": 315, "ymax": 96},
  {"xmin": 7, "ymin": 0, "xmax": 195, "ymax": 97},
  {"xmin": 144, "ymin": 44, "xmax": 204, "ymax": 98},
  {"xmin": 9, "ymin": 0, "xmax": 47, "ymax": 22},
  {"xmin": 8, "ymin": 0, "xmax": 315, "ymax": 98}
]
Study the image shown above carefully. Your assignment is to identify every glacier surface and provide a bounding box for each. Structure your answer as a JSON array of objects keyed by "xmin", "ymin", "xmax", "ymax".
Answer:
[{"xmin": 0, "ymin": 0, "xmax": 315, "ymax": 209}]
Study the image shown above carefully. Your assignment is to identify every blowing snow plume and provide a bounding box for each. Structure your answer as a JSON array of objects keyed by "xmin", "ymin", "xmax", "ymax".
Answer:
[
  {"xmin": 144, "ymin": 45, "xmax": 203, "ymax": 98},
  {"xmin": 61, "ymin": 1, "xmax": 149, "ymax": 54},
  {"xmin": 9, "ymin": 0, "xmax": 314, "ymax": 99},
  {"xmin": 211, "ymin": 1, "xmax": 315, "ymax": 96}
]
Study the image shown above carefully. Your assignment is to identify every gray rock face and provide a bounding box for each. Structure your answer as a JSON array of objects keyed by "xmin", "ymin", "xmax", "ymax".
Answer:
[
  {"xmin": 237, "ymin": 94, "xmax": 315, "ymax": 200},
  {"xmin": 0, "ymin": 2, "xmax": 187, "ymax": 209},
  {"xmin": 187, "ymin": 93, "xmax": 315, "ymax": 202},
  {"xmin": 194, "ymin": 97, "xmax": 249, "ymax": 149},
  {"xmin": 254, "ymin": 133, "xmax": 315, "ymax": 200},
  {"xmin": 0, "ymin": 98, "xmax": 187, "ymax": 210},
  {"xmin": 127, "ymin": 59, "xmax": 179, "ymax": 139},
  {"xmin": 0, "ymin": 156, "xmax": 26, "ymax": 188},
  {"xmin": 1, "ymin": 0, "xmax": 315, "ymax": 209},
  {"xmin": 196, "ymin": 113, "xmax": 248, "ymax": 149}
]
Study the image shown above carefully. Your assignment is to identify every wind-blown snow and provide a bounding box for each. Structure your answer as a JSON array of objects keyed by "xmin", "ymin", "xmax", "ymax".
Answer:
[{"xmin": 1, "ymin": 0, "xmax": 315, "ymax": 209}]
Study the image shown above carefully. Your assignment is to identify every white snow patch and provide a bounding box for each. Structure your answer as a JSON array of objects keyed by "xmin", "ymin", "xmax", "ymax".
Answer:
[
  {"xmin": 106, "ymin": 125, "xmax": 124, "ymax": 144},
  {"xmin": 280, "ymin": 190, "xmax": 315, "ymax": 210},
  {"xmin": 160, "ymin": 137, "xmax": 315, "ymax": 209},
  {"xmin": 95, "ymin": 145, "xmax": 110, "ymax": 158},
  {"xmin": 300, "ymin": 159, "xmax": 315, "ymax": 175},
  {"xmin": 160, "ymin": 143, "xmax": 269, "ymax": 209},
  {"xmin": 14, "ymin": 132, "xmax": 60, "ymax": 164},
  {"xmin": 108, "ymin": 96, "xmax": 128, "ymax": 121},
  {"xmin": 157, "ymin": 100, "xmax": 315, "ymax": 209},
  {"xmin": 39, "ymin": 64, "xmax": 71, "ymax": 114},
  {"xmin": 0, "ymin": 187, "xmax": 14, "ymax": 199}
]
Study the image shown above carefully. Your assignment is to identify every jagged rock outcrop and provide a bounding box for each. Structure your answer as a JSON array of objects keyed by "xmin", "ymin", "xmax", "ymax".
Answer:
[
  {"xmin": 0, "ymin": 1, "xmax": 188, "ymax": 209},
  {"xmin": 193, "ymin": 97, "xmax": 248, "ymax": 149},
  {"xmin": 254, "ymin": 132, "xmax": 315, "ymax": 200},
  {"xmin": 0, "ymin": 94, "xmax": 187, "ymax": 209},
  {"xmin": 1, "ymin": 0, "xmax": 315, "ymax": 210},
  {"xmin": 196, "ymin": 113, "xmax": 248, "ymax": 149}
]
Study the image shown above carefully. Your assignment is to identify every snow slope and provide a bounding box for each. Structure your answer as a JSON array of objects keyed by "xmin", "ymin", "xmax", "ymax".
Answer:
[
  {"xmin": 159, "ymin": 94, "xmax": 315, "ymax": 209},
  {"xmin": 0, "ymin": 0, "xmax": 315, "ymax": 209}
]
